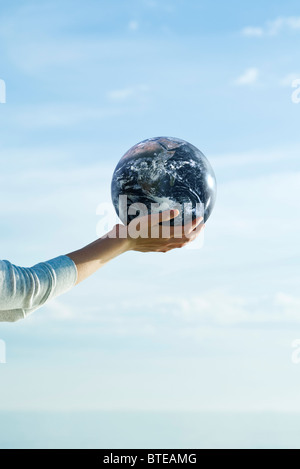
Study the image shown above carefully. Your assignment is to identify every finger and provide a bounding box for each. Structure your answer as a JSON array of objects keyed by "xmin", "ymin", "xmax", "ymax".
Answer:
[
  {"xmin": 186, "ymin": 222, "xmax": 205, "ymax": 239},
  {"xmin": 187, "ymin": 216, "xmax": 203, "ymax": 234},
  {"xmin": 169, "ymin": 216, "xmax": 203, "ymax": 238},
  {"xmin": 149, "ymin": 209, "xmax": 179, "ymax": 226},
  {"xmin": 193, "ymin": 215, "xmax": 204, "ymax": 227}
]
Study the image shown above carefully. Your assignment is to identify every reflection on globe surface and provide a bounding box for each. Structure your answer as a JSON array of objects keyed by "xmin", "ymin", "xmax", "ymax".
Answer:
[{"xmin": 111, "ymin": 136, "xmax": 217, "ymax": 226}]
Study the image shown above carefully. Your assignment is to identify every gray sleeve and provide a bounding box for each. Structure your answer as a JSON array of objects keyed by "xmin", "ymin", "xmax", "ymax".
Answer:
[{"xmin": 0, "ymin": 255, "xmax": 78, "ymax": 322}]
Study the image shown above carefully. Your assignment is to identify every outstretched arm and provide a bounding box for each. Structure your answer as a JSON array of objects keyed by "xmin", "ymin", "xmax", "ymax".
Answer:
[{"xmin": 0, "ymin": 210, "xmax": 203, "ymax": 322}]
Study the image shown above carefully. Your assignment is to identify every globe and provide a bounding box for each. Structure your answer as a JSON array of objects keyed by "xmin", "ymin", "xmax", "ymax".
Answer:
[{"xmin": 111, "ymin": 136, "xmax": 217, "ymax": 226}]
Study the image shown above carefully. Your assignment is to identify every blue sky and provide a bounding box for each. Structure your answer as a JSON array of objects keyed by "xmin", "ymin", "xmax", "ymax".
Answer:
[{"xmin": 0, "ymin": 0, "xmax": 300, "ymax": 417}]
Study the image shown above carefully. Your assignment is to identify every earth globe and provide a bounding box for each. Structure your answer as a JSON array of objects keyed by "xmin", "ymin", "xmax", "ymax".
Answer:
[{"xmin": 111, "ymin": 136, "xmax": 217, "ymax": 226}]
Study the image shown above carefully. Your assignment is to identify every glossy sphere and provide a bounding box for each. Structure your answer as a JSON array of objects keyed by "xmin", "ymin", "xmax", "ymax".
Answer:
[{"xmin": 111, "ymin": 136, "xmax": 217, "ymax": 225}]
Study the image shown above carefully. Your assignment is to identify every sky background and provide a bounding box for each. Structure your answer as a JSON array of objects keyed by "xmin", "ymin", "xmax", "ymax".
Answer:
[{"xmin": 0, "ymin": 0, "xmax": 300, "ymax": 448}]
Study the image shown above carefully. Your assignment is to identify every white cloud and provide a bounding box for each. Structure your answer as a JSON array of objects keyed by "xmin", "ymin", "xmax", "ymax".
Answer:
[
  {"xmin": 108, "ymin": 88, "xmax": 135, "ymax": 101},
  {"xmin": 233, "ymin": 67, "xmax": 259, "ymax": 86},
  {"xmin": 268, "ymin": 17, "xmax": 300, "ymax": 35},
  {"xmin": 280, "ymin": 73, "xmax": 300, "ymax": 87},
  {"xmin": 27, "ymin": 288, "xmax": 250, "ymax": 327},
  {"xmin": 128, "ymin": 20, "xmax": 139, "ymax": 31},
  {"xmin": 51, "ymin": 288, "xmax": 300, "ymax": 330},
  {"xmin": 212, "ymin": 170, "xmax": 300, "ymax": 241},
  {"xmin": 275, "ymin": 293, "xmax": 300, "ymax": 320},
  {"xmin": 107, "ymin": 84, "xmax": 149, "ymax": 102},
  {"xmin": 211, "ymin": 144, "xmax": 300, "ymax": 168},
  {"xmin": 157, "ymin": 291, "xmax": 249, "ymax": 325},
  {"xmin": 43, "ymin": 298, "xmax": 75, "ymax": 320},
  {"xmin": 242, "ymin": 27, "xmax": 263, "ymax": 37},
  {"xmin": 242, "ymin": 16, "xmax": 300, "ymax": 37}
]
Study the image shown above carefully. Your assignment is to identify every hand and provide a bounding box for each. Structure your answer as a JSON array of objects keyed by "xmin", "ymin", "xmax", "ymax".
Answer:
[
  {"xmin": 110, "ymin": 209, "xmax": 204, "ymax": 253},
  {"xmin": 67, "ymin": 209, "xmax": 205, "ymax": 285}
]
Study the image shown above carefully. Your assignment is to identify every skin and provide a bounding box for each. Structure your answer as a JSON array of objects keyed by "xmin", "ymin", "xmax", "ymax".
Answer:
[{"xmin": 66, "ymin": 209, "xmax": 204, "ymax": 285}]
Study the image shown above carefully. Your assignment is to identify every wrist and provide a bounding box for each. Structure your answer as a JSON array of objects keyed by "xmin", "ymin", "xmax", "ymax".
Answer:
[
  {"xmin": 107, "ymin": 226, "xmax": 133, "ymax": 253},
  {"xmin": 117, "ymin": 235, "xmax": 132, "ymax": 254}
]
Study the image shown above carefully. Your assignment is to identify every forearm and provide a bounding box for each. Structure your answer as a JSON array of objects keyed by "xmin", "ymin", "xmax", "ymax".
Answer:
[{"xmin": 66, "ymin": 230, "xmax": 130, "ymax": 285}]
